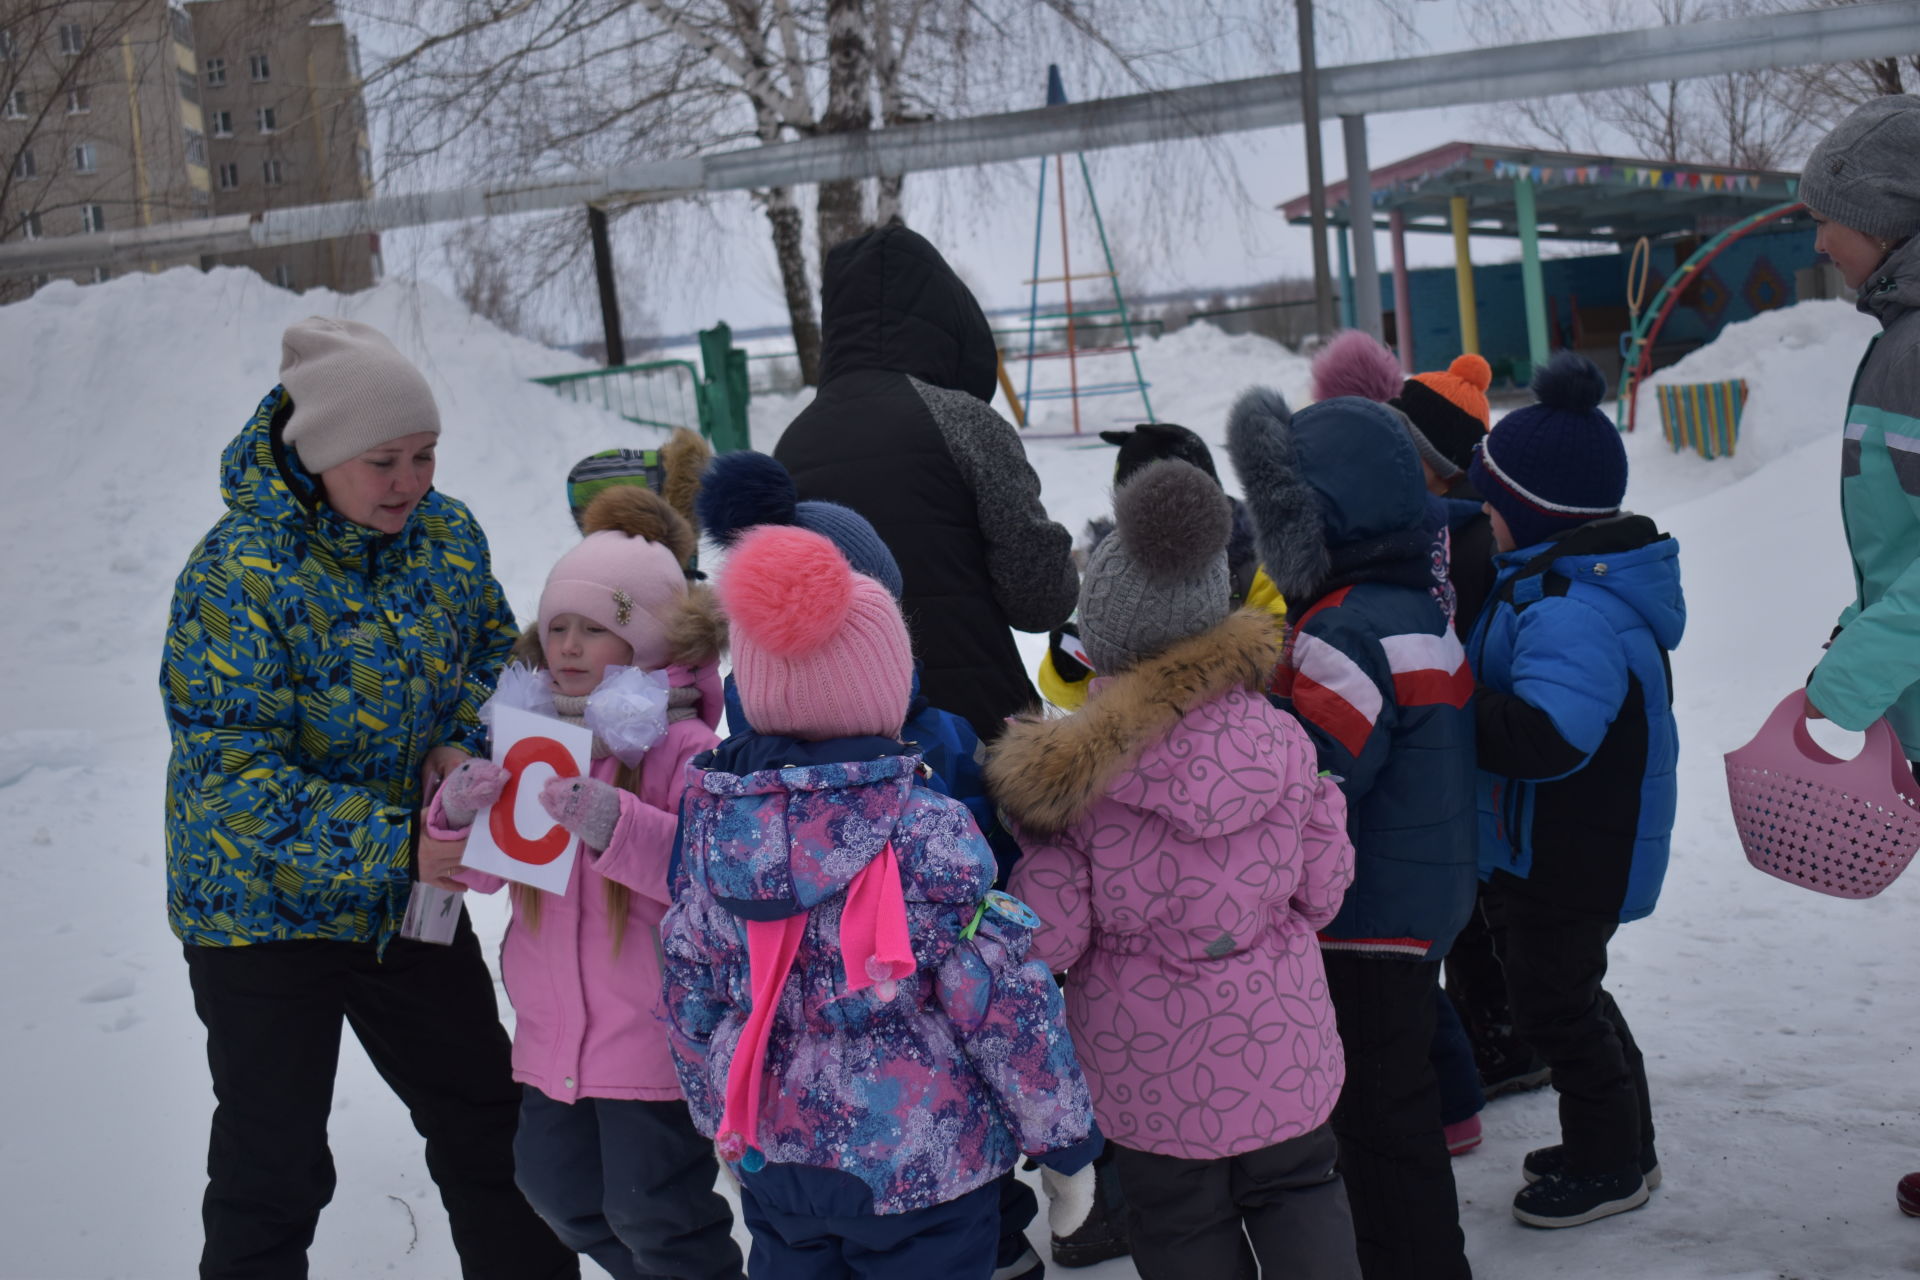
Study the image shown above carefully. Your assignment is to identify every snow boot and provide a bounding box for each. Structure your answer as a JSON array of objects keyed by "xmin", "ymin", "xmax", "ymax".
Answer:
[
  {"xmin": 1523, "ymin": 1143, "xmax": 1661, "ymax": 1191},
  {"xmin": 1512, "ymin": 1166, "xmax": 1650, "ymax": 1229},
  {"xmin": 1477, "ymin": 1031, "xmax": 1552, "ymax": 1099},
  {"xmin": 1444, "ymin": 1114, "xmax": 1483, "ymax": 1157},
  {"xmin": 1898, "ymin": 1173, "xmax": 1920, "ymax": 1217},
  {"xmin": 1049, "ymin": 1158, "xmax": 1131, "ymax": 1268}
]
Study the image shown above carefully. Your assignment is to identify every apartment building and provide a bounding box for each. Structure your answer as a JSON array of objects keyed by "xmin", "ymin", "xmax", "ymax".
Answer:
[
  {"xmin": 0, "ymin": 0, "xmax": 375, "ymax": 300},
  {"xmin": 187, "ymin": 0, "xmax": 375, "ymax": 293},
  {"xmin": 0, "ymin": 0, "xmax": 210, "ymax": 297}
]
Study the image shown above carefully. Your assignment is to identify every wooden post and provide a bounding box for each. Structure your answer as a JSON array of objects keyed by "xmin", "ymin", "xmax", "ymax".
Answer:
[
  {"xmin": 1514, "ymin": 175, "xmax": 1550, "ymax": 374},
  {"xmin": 1450, "ymin": 195, "xmax": 1479, "ymax": 356},
  {"xmin": 588, "ymin": 206, "xmax": 625, "ymax": 368},
  {"xmin": 1390, "ymin": 207, "xmax": 1414, "ymax": 369}
]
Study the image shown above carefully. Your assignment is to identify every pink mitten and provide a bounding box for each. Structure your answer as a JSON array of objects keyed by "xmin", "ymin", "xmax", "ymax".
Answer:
[
  {"xmin": 437, "ymin": 758, "xmax": 510, "ymax": 829},
  {"xmin": 539, "ymin": 775, "xmax": 623, "ymax": 851}
]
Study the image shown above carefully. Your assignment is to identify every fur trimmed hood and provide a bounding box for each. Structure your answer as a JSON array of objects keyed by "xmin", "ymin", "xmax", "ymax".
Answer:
[
  {"xmin": 1227, "ymin": 387, "xmax": 1428, "ymax": 602},
  {"xmin": 511, "ymin": 582, "xmax": 726, "ymax": 673},
  {"xmin": 986, "ymin": 609, "xmax": 1281, "ymax": 836}
]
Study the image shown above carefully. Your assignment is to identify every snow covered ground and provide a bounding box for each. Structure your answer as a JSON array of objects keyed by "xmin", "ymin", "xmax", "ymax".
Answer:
[{"xmin": 3, "ymin": 268, "xmax": 1915, "ymax": 1279}]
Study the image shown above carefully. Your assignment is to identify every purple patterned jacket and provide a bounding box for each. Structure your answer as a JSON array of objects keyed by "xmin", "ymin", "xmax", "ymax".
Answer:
[
  {"xmin": 991, "ymin": 611, "xmax": 1356, "ymax": 1159},
  {"xmin": 661, "ymin": 732, "xmax": 1099, "ymax": 1216}
]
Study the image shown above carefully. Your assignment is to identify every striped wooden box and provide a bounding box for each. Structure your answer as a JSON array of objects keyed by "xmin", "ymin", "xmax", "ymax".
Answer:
[{"xmin": 1655, "ymin": 379, "xmax": 1748, "ymax": 460}]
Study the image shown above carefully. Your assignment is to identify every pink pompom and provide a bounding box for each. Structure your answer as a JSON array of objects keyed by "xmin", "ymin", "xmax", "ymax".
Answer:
[
  {"xmin": 717, "ymin": 525, "xmax": 855, "ymax": 657},
  {"xmin": 1311, "ymin": 330, "xmax": 1404, "ymax": 404}
]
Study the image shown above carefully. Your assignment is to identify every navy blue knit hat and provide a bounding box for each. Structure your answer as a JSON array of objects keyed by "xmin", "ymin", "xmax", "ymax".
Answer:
[
  {"xmin": 698, "ymin": 450, "xmax": 906, "ymax": 599},
  {"xmin": 1469, "ymin": 353, "xmax": 1627, "ymax": 551}
]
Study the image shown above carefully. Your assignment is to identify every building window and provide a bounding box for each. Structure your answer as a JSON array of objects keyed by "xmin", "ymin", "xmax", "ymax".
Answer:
[
  {"xmin": 21, "ymin": 211, "xmax": 41, "ymax": 239},
  {"xmin": 184, "ymin": 128, "xmax": 205, "ymax": 166},
  {"xmin": 0, "ymin": 30, "xmax": 15, "ymax": 61},
  {"xmin": 169, "ymin": 6, "xmax": 193, "ymax": 49},
  {"xmin": 3, "ymin": 90, "xmax": 24, "ymax": 119},
  {"xmin": 273, "ymin": 263, "xmax": 293, "ymax": 289},
  {"xmin": 216, "ymin": 161, "xmax": 238, "ymax": 190},
  {"xmin": 93, "ymin": 266, "xmax": 110, "ymax": 283},
  {"xmin": 59, "ymin": 23, "xmax": 84, "ymax": 55},
  {"xmin": 248, "ymin": 52, "xmax": 269, "ymax": 82},
  {"xmin": 73, "ymin": 142, "xmax": 96, "ymax": 172},
  {"xmin": 209, "ymin": 109, "xmax": 230, "ymax": 136},
  {"xmin": 67, "ymin": 86, "xmax": 89, "ymax": 114},
  {"xmin": 263, "ymin": 158, "xmax": 284, "ymax": 186},
  {"xmin": 81, "ymin": 203, "xmax": 104, "ymax": 232},
  {"xmin": 356, "ymin": 144, "xmax": 372, "ymax": 182},
  {"xmin": 205, "ymin": 57, "xmax": 225, "ymax": 87},
  {"xmin": 176, "ymin": 67, "xmax": 199, "ymax": 106},
  {"xmin": 256, "ymin": 106, "xmax": 275, "ymax": 133},
  {"xmin": 12, "ymin": 148, "xmax": 32, "ymax": 178}
]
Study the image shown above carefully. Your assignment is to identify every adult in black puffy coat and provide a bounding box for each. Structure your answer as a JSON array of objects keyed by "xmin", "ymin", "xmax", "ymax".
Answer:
[{"xmin": 774, "ymin": 224, "xmax": 1078, "ymax": 741}]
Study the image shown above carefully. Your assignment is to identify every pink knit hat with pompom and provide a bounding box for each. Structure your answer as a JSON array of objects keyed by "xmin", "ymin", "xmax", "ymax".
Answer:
[{"xmin": 718, "ymin": 525, "xmax": 913, "ymax": 741}]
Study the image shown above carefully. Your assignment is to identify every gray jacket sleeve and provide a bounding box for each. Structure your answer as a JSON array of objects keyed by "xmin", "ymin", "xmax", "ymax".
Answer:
[{"xmin": 910, "ymin": 376, "xmax": 1079, "ymax": 632}]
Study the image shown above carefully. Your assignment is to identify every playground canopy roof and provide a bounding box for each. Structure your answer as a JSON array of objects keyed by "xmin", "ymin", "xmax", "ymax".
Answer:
[{"xmin": 1280, "ymin": 141, "xmax": 1806, "ymax": 243}]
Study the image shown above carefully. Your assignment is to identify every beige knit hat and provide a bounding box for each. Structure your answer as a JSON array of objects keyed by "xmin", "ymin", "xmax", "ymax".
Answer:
[{"xmin": 279, "ymin": 317, "xmax": 441, "ymax": 473}]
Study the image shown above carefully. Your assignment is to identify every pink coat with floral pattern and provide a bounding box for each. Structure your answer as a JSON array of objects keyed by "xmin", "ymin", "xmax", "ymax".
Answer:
[{"xmin": 995, "ymin": 610, "xmax": 1354, "ymax": 1159}]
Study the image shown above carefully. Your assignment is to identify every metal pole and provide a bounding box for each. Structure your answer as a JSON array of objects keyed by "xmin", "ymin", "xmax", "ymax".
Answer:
[
  {"xmin": 1390, "ymin": 208, "xmax": 1415, "ymax": 369},
  {"xmin": 587, "ymin": 205, "xmax": 625, "ymax": 368},
  {"xmin": 1341, "ymin": 114, "xmax": 1382, "ymax": 341},
  {"xmin": 1514, "ymin": 175, "xmax": 1550, "ymax": 373},
  {"xmin": 1298, "ymin": 0, "xmax": 1335, "ymax": 338},
  {"xmin": 1450, "ymin": 195, "xmax": 1480, "ymax": 356}
]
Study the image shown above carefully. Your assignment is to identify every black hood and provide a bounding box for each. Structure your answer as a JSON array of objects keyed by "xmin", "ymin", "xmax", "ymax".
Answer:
[{"xmin": 817, "ymin": 224, "xmax": 999, "ymax": 400}]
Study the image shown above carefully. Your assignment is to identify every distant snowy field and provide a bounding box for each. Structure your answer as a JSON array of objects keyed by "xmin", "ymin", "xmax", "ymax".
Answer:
[{"xmin": 2, "ymin": 268, "xmax": 1914, "ymax": 1279}]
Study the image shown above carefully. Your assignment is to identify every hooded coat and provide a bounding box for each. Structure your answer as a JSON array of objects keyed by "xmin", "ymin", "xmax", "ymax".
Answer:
[
  {"xmin": 993, "ymin": 611, "xmax": 1355, "ymax": 1160},
  {"xmin": 1809, "ymin": 236, "xmax": 1920, "ymax": 756},
  {"xmin": 162, "ymin": 388, "xmax": 517, "ymax": 948},
  {"xmin": 1228, "ymin": 391, "xmax": 1479, "ymax": 962},
  {"xmin": 772, "ymin": 226, "xmax": 1078, "ymax": 740},
  {"xmin": 661, "ymin": 734, "xmax": 1098, "ymax": 1217},
  {"xmin": 427, "ymin": 606, "xmax": 727, "ymax": 1104},
  {"xmin": 1471, "ymin": 515, "xmax": 1686, "ymax": 922}
]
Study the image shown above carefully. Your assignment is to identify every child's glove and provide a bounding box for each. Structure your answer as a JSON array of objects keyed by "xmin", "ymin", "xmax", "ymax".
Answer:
[
  {"xmin": 538, "ymin": 775, "xmax": 622, "ymax": 851},
  {"xmin": 1041, "ymin": 1163, "xmax": 1097, "ymax": 1238},
  {"xmin": 437, "ymin": 758, "xmax": 510, "ymax": 829}
]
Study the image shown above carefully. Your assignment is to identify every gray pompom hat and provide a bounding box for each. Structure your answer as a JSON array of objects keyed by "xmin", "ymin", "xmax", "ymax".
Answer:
[
  {"xmin": 1799, "ymin": 95, "xmax": 1920, "ymax": 243},
  {"xmin": 1078, "ymin": 459, "xmax": 1233, "ymax": 676}
]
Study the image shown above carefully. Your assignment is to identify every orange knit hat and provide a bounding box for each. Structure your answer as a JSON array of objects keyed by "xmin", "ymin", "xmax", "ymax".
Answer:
[{"xmin": 1392, "ymin": 354, "xmax": 1493, "ymax": 475}]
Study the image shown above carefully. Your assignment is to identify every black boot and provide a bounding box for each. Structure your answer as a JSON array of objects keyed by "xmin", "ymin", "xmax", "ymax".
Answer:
[
  {"xmin": 1050, "ymin": 1157, "xmax": 1131, "ymax": 1268},
  {"xmin": 1513, "ymin": 1166, "xmax": 1649, "ymax": 1228}
]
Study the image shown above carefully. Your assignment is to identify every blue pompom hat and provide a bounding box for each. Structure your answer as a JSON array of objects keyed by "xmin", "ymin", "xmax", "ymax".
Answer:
[
  {"xmin": 1468, "ymin": 352, "xmax": 1628, "ymax": 551},
  {"xmin": 698, "ymin": 450, "xmax": 906, "ymax": 599}
]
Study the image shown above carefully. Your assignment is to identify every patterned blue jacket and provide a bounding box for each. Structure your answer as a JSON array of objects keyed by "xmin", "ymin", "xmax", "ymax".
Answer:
[{"xmin": 161, "ymin": 388, "xmax": 517, "ymax": 947}]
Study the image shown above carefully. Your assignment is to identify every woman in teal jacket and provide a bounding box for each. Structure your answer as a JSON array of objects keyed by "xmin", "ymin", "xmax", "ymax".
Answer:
[
  {"xmin": 161, "ymin": 319, "xmax": 572, "ymax": 1280},
  {"xmin": 1804, "ymin": 97, "xmax": 1920, "ymax": 749}
]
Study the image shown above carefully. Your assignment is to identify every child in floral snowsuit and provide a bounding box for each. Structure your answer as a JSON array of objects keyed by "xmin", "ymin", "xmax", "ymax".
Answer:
[{"xmin": 661, "ymin": 524, "xmax": 1101, "ymax": 1278}]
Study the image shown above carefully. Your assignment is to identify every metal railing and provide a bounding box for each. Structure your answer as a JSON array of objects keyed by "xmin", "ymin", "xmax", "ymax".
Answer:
[{"xmin": 532, "ymin": 358, "xmax": 702, "ymax": 432}]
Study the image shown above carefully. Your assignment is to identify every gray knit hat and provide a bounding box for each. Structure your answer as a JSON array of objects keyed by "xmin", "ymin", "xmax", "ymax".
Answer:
[
  {"xmin": 1799, "ymin": 95, "xmax": 1920, "ymax": 243},
  {"xmin": 279, "ymin": 317, "xmax": 441, "ymax": 474},
  {"xmin": 1078, "ymin": 460, "xmax": 1232, "ymax": 675}
]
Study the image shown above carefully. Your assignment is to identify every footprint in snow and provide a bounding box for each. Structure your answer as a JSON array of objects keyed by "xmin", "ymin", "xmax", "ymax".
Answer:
[{"xmin": 80, "ymin": 975, "xmax": 136, "ymax": 1003}]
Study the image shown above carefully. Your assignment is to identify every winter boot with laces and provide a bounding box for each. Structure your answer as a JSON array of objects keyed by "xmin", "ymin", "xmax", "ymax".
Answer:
[
  {"xmin": 1523, "ymin": 1142, "xmax": 1661, "ymax": 1191},
  {"xmin": 1513, "ymin": 1165, "xmax": 1650, "ymax": 1229}
]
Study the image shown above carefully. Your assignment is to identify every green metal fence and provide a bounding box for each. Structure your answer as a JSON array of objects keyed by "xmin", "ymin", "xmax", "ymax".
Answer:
[{"xmin": 531, "ymin": 323, "xmax": 753, "ymax": 452}]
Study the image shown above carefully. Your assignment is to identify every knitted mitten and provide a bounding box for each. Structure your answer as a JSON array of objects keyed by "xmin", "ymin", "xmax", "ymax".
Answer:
[
  {"xmin": 437, "ymin": 758, "xmax": 510, "ymax": 829},
  {"xmin": 538, "ymin": 775, "xmax": 623, "ymax": 851}
]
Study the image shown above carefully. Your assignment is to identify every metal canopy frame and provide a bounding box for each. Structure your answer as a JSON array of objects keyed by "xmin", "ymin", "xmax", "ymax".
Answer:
[
  {"xmin": 2, "ymin": 1, "xmax": 1916, "ymax": 279},
  {"xmin": 1281, "ymin": 141, "xmax": 1814, "ymax": 372}
]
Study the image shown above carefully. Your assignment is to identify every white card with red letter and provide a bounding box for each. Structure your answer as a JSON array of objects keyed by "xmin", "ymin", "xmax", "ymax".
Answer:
[{"xmin": 459, "ymin": 705, "xmax": 594, "ymax": 895}]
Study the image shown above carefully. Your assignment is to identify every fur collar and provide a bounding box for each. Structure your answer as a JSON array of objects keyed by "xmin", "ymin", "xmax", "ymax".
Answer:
[{"xmin": 986, "ymin": 610, "xmax": 1280, "ymax": 836}]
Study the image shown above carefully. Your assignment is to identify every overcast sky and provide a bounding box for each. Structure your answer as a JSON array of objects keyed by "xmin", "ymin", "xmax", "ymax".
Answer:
[{"xmin": 366, "ymin": 1, "xmax": 1720, "ymax": 343}]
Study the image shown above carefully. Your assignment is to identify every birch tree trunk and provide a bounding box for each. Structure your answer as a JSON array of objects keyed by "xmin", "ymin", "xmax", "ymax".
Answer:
[
  {"xmin": 763, "ymin": 185, "xmax": 823, "ymax": 386},
  {"xmin": 816, "ymin": 0, "xmax": 873, "ymax": 267}
]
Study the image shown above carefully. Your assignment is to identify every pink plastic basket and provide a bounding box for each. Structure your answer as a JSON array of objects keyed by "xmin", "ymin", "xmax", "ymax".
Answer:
[{"xmin": 1725, "ymin": 690, "xmax": 1920, "ymax": 898}]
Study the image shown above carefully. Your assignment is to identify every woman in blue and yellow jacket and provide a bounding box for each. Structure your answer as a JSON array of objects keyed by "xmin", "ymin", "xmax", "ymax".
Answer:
[{"xmin": 161, "ymin": 318, "xmax": 575, "ymax": 1280}]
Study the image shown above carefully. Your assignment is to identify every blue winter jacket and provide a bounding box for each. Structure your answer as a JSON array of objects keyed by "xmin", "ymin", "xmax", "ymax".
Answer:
[
  {"xmin": 1469, "ymin": 515, "xmax": 1685, "ymax": 922},
  {"xmin": 162, "ymin": 388, "xmax": 518, "ymax": 948},
  {"xmin": 1228, "ymin": 391, "xmax": 1479, "ymax": 962}
]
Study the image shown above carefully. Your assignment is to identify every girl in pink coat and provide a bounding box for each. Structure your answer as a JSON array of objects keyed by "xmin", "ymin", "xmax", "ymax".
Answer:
[
  {"xmin": 426, "ymin": 486, "xmax": 743, "ymax": 1280},
  {"xmin": 992, "ymin": 460, "xmax": 1362, "ymax": 1280}
]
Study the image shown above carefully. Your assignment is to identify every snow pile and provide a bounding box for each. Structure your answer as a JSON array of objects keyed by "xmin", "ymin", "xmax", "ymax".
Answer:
[
  {"xmin": 4, "ymin": 273, "xmax": 1919, "ymax": 1278},
  {"xmin": 1628, "ymin": 299, "xmax": 1879, "ymax": 512}
]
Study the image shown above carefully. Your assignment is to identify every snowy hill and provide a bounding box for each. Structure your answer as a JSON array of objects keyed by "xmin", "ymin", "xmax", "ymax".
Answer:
[{"xmin": 3, "ymin": 268, "xmax": 1916, "ymax": 1278}]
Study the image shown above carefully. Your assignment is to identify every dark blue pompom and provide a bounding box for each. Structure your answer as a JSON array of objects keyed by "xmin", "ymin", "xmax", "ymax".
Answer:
[
  {"xmin": 1529, "ymin": 351, "xmax": 1608, "ymax": 413},
  {"xmin": 696, "ymin": 451, "xmax": 798, "ymax": 546}
]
